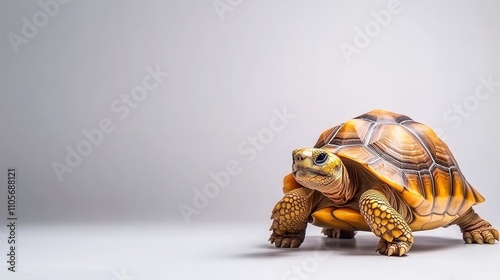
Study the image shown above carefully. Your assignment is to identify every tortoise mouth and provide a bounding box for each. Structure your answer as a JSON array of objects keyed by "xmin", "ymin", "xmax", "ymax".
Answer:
[
  {"xmin": 293, "ymin": 168, "xmax": 332, "ymax": 183},
  {"xmin": 293, "ymin": 166, "xmax": 329, "ymax": 177}
]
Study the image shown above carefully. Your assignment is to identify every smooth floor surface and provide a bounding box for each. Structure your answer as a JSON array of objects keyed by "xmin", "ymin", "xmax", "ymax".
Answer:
[{"xmin": 1, "ymin": 222, "xmax": 499, "ymax": 280}]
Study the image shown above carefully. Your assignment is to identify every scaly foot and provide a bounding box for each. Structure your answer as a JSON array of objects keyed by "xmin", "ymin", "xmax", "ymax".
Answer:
[
  {"xmin": 269, "ymin": 230, "xmax": 305, "ymax": 248},
  {"xmin": 454, "ymin": 208, "xmax": 499, "ymax": 245},
  {"xmin": 463, "ymin": 226, "xmax": 499, "ymax": 244},
  {"xmin": 376, "ymin": 238, "xmax": 413, "ymax": 256}
]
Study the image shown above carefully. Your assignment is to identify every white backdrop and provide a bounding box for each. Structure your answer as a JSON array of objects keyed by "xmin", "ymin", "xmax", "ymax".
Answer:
[{"xmin": 1, "ymin": 1, "xmax": 500, "ymax": 279}]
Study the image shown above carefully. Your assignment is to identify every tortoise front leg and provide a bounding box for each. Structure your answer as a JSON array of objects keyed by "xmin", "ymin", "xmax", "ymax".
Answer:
[
  {"xmin": 360, "ymin": 190, "xmax": 414, "ymax": 256},
  {"xmin": 269, "ymin": 187, "xmax": 313, "ymax": 248}
]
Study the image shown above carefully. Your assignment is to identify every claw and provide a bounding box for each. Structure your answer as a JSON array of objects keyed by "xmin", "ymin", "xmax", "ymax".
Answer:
[
  {"xmin": 376, "ymin": 242, "xmax": 385, "ymax": 253},
  {"xmin": 275, "ymin": 238, "xmax": 282, "ymax": 247},
  {"xmin": 493, "ymin": 229, "xmax": 499, "ymax": 241},
  {"xmin": 291, "ymin": 240, "xmax": 300, "ymax": 248},
  {"xmin": 269, "ymin": 236, "xmax": 275, "ymax": 243},
  {"xmin": 399, "ymin": 247, "xmax": 407, "ymax": 256},
  {"xmin": 387, "ymin": 247, "xmax": 394, "ymax": 256},
  {"xmin": 281, "ymin": 239, "xmax": 291, "ymax": 248},
  {"xmin": 481, "ymin": 231, "xmax": 495, "ymax": 244},
  {"xmin": 463, "ymin": 232, "xmax": 473, "ymax": 244}
]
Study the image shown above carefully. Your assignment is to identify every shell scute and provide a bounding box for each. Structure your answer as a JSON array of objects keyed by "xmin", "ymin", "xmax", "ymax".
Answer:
[
  {"xmin": 330, "ymin": 119, "xmax": 374, "ymax": 146},
  {"xmin": 367, "ymin": 124, "xmax": 432, "ymax": 170},
  {"xmin": 430, "ymin": 166, "xmax": 452, "ymax": 215}
]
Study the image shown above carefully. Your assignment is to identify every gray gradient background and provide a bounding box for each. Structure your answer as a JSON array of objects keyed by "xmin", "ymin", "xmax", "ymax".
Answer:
[{"xmin": 1, "ymin": 1, "xmax": 500, "ymax": 279}]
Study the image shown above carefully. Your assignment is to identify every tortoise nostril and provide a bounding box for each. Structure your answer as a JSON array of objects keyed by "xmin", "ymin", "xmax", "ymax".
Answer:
[{"xmin": 292, "ymin": 150, "xmax": 306, "ymax": 162}]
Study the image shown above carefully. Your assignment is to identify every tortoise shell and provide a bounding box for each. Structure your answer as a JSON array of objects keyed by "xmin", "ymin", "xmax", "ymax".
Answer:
[{"xmin": 304, "ymin": 109, "xmax": 484, "ymax": 231}]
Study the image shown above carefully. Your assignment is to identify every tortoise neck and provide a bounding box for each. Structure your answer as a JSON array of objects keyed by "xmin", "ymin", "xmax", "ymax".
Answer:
[{"xmin": 322, "ymin": 164, "xmax": 355, "ymax": 206}]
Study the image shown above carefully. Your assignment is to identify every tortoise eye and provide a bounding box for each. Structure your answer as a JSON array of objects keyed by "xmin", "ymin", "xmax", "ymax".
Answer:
[{"xmin": 315, "ymin": 153, "xmax": 328, "ymax": 165}]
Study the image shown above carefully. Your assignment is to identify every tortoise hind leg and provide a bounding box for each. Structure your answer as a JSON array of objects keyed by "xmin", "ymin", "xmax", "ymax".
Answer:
[
  {"xmin": 322, "ymin": 228, "xmax": 357, "ymax": 239},
  {"xmin": 453, "ymin": 208, "xmax": 499, "ymax": 244},
  {"xmin": 360, "ymin": 190, "xmax": 414, "ymax": 256}
]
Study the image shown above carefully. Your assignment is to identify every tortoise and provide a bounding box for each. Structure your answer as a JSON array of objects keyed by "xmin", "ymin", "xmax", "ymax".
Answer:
[{"xmin": 269, "ymin": 109, "xmax": 498, "ymax": 256}]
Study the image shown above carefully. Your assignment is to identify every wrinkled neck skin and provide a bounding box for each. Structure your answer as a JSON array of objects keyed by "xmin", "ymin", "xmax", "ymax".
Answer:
[{"xmin": 321, "ymin": 165, "xmax": 357, "ymax": 206}]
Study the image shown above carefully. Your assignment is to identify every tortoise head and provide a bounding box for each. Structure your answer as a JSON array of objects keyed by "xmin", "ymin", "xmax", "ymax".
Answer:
[{"xmin": 292, "ymin": 148, "xmax": 346, "ymax": 193}]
